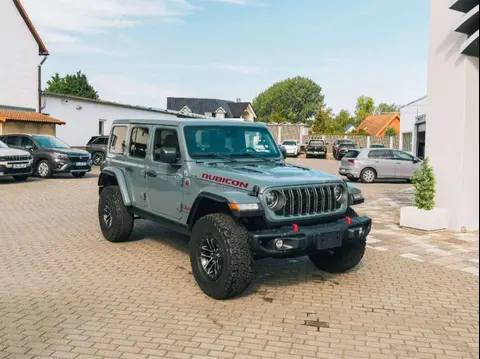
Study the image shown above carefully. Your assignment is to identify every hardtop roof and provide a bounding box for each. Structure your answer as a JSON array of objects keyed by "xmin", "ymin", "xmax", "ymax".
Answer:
[{"xmin": 111, "ymin": 118, "xmax": 267, "ymax": 128}]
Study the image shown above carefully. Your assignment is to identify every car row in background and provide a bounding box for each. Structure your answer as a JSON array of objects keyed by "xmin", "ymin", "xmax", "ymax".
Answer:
[
  {"xmin": 339, "ymin": 148, "xmax": 422, "ymax": 183},
  {"xmin": 0, "ymin": 134, "xmax": 92, "ymax": 179}
]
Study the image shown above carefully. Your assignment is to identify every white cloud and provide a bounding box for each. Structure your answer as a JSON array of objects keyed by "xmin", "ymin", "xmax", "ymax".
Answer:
[{"xmin": 22, "ymin": 0, "xmax": 197, "ymax": 53}]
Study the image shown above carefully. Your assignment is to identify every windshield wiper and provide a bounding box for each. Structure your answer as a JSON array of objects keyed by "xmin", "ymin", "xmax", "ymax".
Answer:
[{"xmin": 191, "ymin": 153, "xmax": 238, "ymax": 163}]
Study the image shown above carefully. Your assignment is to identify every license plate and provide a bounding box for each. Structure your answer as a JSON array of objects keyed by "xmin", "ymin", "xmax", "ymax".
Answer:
[
  {"xmin": 75, "ymin": 162, "xmax": 87, "ymax": 166},
  {"xmin": 12, "ymin": 164, "xmax": 27, "ymax": 169},
  {"xmin": 311, "ymin": 231, "xmax": 343, "ymax": 250}
]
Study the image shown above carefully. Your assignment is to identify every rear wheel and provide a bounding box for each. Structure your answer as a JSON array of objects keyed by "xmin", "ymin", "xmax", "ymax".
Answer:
[
  {"xmin": 308, "ymin": 208, "xmax": 366, "ymax": 273},
  {"xmin": 360, "ymin": 168, "xmax": 377, "ymax": 183},
  {"xmin": 98, "ymin": 185, "xmax": 134, "ymax": 242},
  {"xmin": 190, "ymin": 213, "xmax": 253, "ymax": 299}
]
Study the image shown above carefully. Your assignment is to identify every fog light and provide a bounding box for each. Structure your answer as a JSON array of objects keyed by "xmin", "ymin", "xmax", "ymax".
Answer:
[{"xmin": 275, "ymin": 239, "xmax": 284, "ymax": 249}]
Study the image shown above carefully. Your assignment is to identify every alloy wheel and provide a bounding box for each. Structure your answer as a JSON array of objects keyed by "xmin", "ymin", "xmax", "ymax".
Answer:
[
  {"xmin": 93, "ymin": 153, "xmax": 104, "ymax": 166},
  {"xmin": 199, "ymin": 235, "xmax": 223, "ymax": 280},
  {"xmin": 38, "ymin": 162, "xmax": 49, "ymax": 177},
  {"xmin": 363, "ymin": 169, "xmax": 376, "ymax": 183}
]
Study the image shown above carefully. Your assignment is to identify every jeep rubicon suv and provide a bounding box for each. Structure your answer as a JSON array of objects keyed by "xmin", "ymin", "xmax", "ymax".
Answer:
[
  {"xmin": 0, "ymin": 140, "xmax": 33, "ymax": 181},
  {"xmin": 97, "ymin": 119, "xmax": 371, "ymax": 299}
]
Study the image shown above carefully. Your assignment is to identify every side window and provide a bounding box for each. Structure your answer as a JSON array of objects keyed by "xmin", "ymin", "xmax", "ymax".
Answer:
[
  {"xmin": 393, "ymin": 150, "xmax": 414, "ymax": 161},
  {"xmin": 153, "ymin": 129, "xmax": 180, "ymax": 162},
  {"xmin": 109, "ymin": 126, "xmax": 128, "ymax": 154},
  {"xmin": 4, "ymin": 136, "xmax": 20, "ymax": 146},
  {"xmin": 95, "ymin": 137, "xmax": 108, "ymax": 145},
  {"xmin": 129, "ymin": 127, "xmax": 150, "ymax": 159},
  {"xmin": 20, "ymin": 136, "xmax": 35, "ymax": 148},
  {"xmin": 368, "ymin": 149, "xmax": 393, "ymax": 159}
]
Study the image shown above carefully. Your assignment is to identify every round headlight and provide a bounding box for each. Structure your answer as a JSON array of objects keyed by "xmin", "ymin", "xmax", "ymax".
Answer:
[
  {"xmin": 334, "ymin": 185, "xmax": 344, "ymax": 201},
  {"xmin": 264, "ymin": 190, "xmax": 285, "ymax": 211}
]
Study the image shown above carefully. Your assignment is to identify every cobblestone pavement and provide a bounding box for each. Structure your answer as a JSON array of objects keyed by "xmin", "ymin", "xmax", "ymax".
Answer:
[{"xmin": 1, "ymin": 174, "xmax": 479, "ymax": 359}]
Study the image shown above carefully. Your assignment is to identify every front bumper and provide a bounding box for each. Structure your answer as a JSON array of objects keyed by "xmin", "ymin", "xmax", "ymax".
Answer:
[
  {"xmin": 0, "ymin": 162, "xmax": 34, "ymax": 177},
  {"xmin": 250, "ymin": 215, "xmax": 371, "ymax": 258},
  {"xmin": 52, "ymin": 158, "xmax": 92, "ymax": 173}
]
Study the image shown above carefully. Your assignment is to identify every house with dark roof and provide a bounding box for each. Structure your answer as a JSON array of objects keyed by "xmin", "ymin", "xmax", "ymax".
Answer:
[
  {"xmin": 167, "ymin": 97, "xmax": 257, "ymax": 122},
  {"xmin": 0, "ymin": 0, "xmax": 66, "ymax": 136},
  {"xmin": 356, "ymin": 113, "xmax": 400, "ymax": 136}
]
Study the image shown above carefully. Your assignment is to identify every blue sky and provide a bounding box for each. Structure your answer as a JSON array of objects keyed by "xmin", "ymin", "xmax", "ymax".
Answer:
[{"xmin": 24, "ymin": 0, "xmax": 430, "ymax": 114}]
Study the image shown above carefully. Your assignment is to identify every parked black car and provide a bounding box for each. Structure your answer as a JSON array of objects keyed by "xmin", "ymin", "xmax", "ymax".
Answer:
[
  {"xmin": 333, "ymin": 139, "xmax": 354, "ymax": 160},
  {"xmin": 305, "ymin": 139, "xmax": 328, "ymax": 159},
  {"xmin": 336, "ymin": 143, "xmax": 357, "ymax": 160},
  {"xmin": 86, "ymin": 135, "xmax": 109, "ymax": 166},
  {"xmin": 0, "ymin": 134, "xmax": 92, "ymax": 178}
]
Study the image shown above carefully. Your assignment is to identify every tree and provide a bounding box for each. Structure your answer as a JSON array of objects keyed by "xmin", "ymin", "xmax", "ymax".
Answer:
[
  {"xmin": 412, "ymin": 157, "xmax": 436, "ymax": 210},
  {"xmin": 375, "ymin": 102, "xmax": 400, "ymax": 114},
  {"xmin": 252, "ymin": 76, "xmax": 325, "ymax": 123},
  {"xmin": 46, "ymin": 71, "xmax": 99, "ymax": 100},
  {"xmin": 354, "ymin": 95, "xmax": 375, "ymax": 125},
  {"xmin": 311, "ymin": 105, "xmax": 334, "ymax": 133},
  {"xmin": 334, "ymin": 109, "xmax": 355, "ymax": 131},
  {"xmin": 385, "ymin": 126, "xmax": 397, "ymax": 136}
]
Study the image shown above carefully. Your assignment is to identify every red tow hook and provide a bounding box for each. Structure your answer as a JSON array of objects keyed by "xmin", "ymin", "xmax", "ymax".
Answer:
[
  {"xmin": 346, "ymin": 216, "xmax": 352, "ymax": 224},
  {"xmin": 292, "ymin": 223, "xmax": 299, "ymax": 232}
]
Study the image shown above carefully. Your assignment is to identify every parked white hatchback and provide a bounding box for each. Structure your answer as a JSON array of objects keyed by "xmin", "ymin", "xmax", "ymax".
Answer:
[
  {"xmin": 281, "ymin": 140, "xmax": 299, "ymax": 157},
  {"xmin": 339, "ymin": 148, "xmax": 422, "ymax": 183}
]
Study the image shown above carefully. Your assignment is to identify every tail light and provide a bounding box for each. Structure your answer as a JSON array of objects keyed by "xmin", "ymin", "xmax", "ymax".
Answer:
[{"xmin": 348, "ymin": 159, "xmax": 357, "ymax": 164}]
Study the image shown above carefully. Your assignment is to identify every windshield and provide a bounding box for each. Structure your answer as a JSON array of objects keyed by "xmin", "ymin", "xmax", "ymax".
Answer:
[
  {"xmin": 184, "ymin": 125, "xmax": 281, "ymax": 159},
  {"xmin": 33, "ymin": 135, "xmax": 70, "ymax": 149},
  {"xmin": 0, "ymin": 140, "xmax": 8, "ymax": 148},
  {"xmin": 282, "ymin": 141, "xmax": 297, "ymax": 146},
  {"xmin": 308, "ymin": 140, "xmax": 324, "ymax": 146}
]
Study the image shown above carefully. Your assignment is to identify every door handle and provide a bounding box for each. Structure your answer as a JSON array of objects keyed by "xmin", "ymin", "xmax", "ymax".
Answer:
[
  {"xmin": 125, "ymin": 166, "xmax": 133, "ymax": 172},
  {"xmin": 146, "ymin": 170, "xmax": 157, "ymax": 178}
]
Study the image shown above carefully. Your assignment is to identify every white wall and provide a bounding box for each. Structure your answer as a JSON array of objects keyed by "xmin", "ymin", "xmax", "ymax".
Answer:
[
  {"xmin": 42, "ymin": 95, "xmax": 180, "ymax": 146},
  {"xmin": 426, "ymin": 0, "xmax": 479, "ymax": 231},
  {"xmin": 0, "ymin": 0, "xmax": 39, "ymax": 109},
  {"xmin": 399, "ymin": 97, "xmax": 427, "ymax": 154}
]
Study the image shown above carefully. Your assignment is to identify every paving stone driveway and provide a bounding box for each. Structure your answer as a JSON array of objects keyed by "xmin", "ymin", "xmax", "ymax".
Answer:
[{"xmin": 0, "ymin": 175, "xmax": 478, "ymax": 359}]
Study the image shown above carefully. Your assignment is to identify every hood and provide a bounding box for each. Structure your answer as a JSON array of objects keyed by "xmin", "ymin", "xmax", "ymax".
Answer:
[
  {"xmin": 193, "ymin": 161, "xmax": 342, "ymax": 192},
  {"xmin": 0, "ymin": 147, "xmax": 30, "ymax": 157},
  {"xmin": 43, "ymin": 148, "xmax": 90, "ymax": 156}
]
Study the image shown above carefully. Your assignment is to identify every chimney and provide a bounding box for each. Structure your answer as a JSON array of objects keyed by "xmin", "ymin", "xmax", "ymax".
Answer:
[{"xmin": 236, "ymin": 98, "xmax": 241, "ymax": 103}]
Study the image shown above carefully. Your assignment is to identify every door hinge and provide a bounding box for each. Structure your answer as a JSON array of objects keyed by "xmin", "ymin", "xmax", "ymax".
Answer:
[
  {"xmin": 142, "ymin": 192, "xmax": 147, "ymax": 200},
  {"xmin": 176, "ymin": 202, "xmax": 183, "ymax": 212}
]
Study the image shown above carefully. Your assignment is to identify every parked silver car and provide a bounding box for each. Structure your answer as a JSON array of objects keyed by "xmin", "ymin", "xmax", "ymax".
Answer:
[{"xmin": 338, "ymin": 148, "xmax": 422, "ymax": 183}]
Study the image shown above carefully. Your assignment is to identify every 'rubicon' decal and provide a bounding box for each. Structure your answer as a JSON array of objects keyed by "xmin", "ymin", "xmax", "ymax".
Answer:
[{"xmin": 201, "ymin": 173, "xmax": 249, "ymax": 189}]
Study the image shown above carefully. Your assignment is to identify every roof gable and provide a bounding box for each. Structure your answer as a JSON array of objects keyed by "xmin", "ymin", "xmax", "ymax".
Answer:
[
  {"xmin": 167, "ymin": 97, "xmax": 253, "ymax": 119},
  {"xmin": 12, "ymin": 0, "xmax": 49, "ymax": 55},
  {"xmin": 357, "ymin": 113, "xmax": 400, "ymax": 136}
]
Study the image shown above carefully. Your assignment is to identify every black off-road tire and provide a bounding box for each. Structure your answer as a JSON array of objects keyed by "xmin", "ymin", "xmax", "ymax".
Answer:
[
  {"xmin": 189, "ymin": 213, "xmax": 253, "ymax": 300},
  {"xmin": 13, "ymin": 175, "xmax": 29, "ymax": 181},
  {"xmin": 72, "ymin": 172, "xmax": 86, "ymax": 178},
  {"xmin": 98, "ymin": 185, "xmax": 134, "ymax": 242},
  {"xmin": 308, "ymin": 207, "xmax": 366, "ymax": 273}
]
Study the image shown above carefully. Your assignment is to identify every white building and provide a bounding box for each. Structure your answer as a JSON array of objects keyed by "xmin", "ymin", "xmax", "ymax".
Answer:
[
  {"xmin": 399, "ymin": 96, "xmax": 427, "ymax": 158},
  {"xmin": 41, "ymin": 92, "xmax": 206, "ymax": 147},
  {"xmin": 0, "ymin": 0, "xmax": 48, "ymax": 111},
  {"xmin": 426, "ymin": 0, "xmax": 479, "ymax": 230}
]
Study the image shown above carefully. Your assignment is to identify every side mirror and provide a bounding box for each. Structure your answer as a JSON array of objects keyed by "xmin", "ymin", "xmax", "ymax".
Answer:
[
  {"xmin": 413, "ymin": 158, "xmax": 421, "ymax": 163},
  {"xmin": 159, "ymin": 147, "xmax": 178, "ymax": 163},
  {"xmin": 26, "ymin": 145, "xmax": 34, "ymax": 152}
]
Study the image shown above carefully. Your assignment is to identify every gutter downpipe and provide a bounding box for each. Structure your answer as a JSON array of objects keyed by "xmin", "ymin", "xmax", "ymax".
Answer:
[{"xmin": 38, "ymin": 54, "xmax": 49, "ymax": 113}]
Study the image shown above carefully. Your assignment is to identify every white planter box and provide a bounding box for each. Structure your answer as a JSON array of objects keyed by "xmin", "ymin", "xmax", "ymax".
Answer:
[{"xmin": 400, "ymin": 207, "xmax": 449, "ymax": 231}]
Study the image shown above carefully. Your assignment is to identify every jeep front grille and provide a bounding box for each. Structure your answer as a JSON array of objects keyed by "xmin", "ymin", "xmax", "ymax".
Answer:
[
  {"xmin": 279, "ymin": 185, "xmax": 343, "ymax": 217},
  {"xmin": 1, "ymin": 155, "xmax": 30, "ymax": 162}
]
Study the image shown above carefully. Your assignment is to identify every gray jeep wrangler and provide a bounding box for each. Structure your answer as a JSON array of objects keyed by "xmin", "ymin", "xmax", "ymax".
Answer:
[{"xmin": 98, "ymin": 119, "xmax": 372, "ymax": 299}]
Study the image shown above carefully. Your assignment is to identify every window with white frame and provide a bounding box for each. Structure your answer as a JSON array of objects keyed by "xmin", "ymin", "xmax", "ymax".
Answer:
[{"xmin": 402, "ymin": 132, "xmax": 413, "ymax": 152}]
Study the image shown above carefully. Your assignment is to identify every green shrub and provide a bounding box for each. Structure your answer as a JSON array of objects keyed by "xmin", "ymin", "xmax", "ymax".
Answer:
[{"xmin": 412, "ymin": 157, "xmax": 436, "ymax": 210}]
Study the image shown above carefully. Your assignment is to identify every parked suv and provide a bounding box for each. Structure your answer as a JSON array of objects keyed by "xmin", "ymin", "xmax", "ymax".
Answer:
[
  {"xmin": 0, "ymin": 134, "xmax": 92, "ymax": 178},
  {"xmin": 305, "ymin": 139, "xmax": 328, "ymax": 159},
  {"xmin": 86, "ymin": 135, "xmax": 109, "ymax": 166},
  {"xmin": 333, "ymin": 139, "xmax": 354, "ymax": 160},
  {"xmin": 281, "ymin": 139, "xmax": 300, "ymax": 157},
  {"xmin": 97, "ymin": 119, "xmax": 371, "ymax": 299},
  {"xmin": 0, "ymin": 140, "xmax": 33, "ymax": 181}
]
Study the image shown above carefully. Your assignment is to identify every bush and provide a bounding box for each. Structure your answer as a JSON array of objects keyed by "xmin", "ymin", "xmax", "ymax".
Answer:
[
  {"xmin": 385, "ymin": 126, "xmax": 396, "ymax": 136},
  {"xmin": 412, "ymin": 157, "xmax": 436, "ymax": 210}
]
